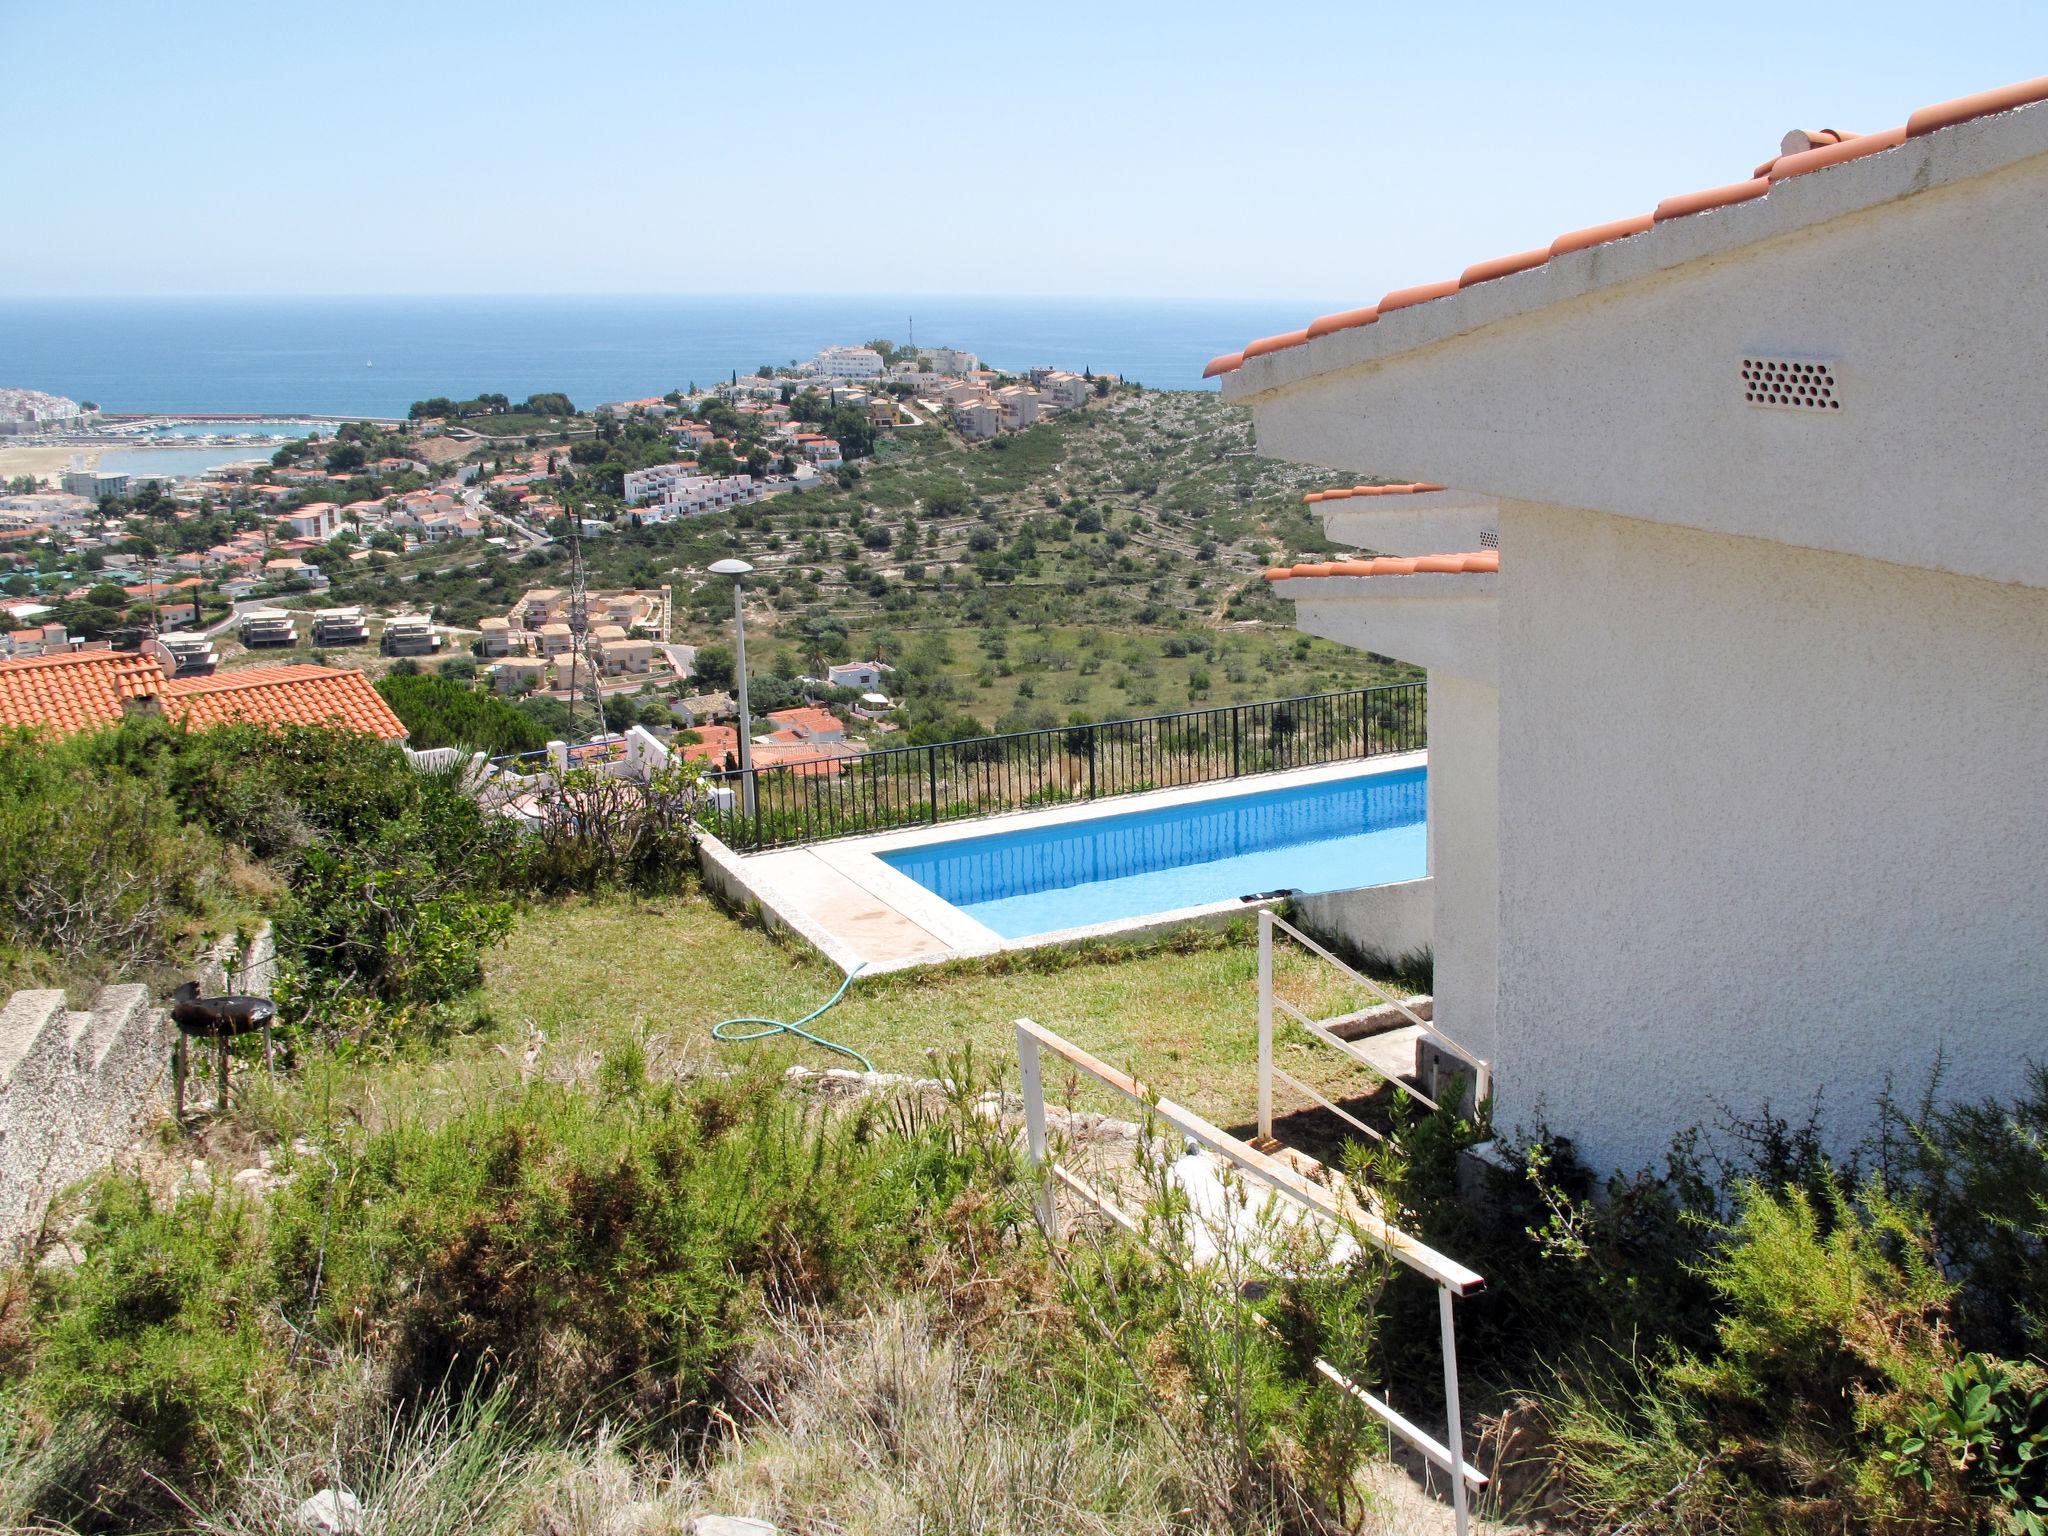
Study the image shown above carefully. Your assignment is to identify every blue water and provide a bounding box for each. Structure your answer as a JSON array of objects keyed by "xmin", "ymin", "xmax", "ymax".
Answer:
[
  {"xmin": 0, "ymin": 295, "xmax": 1332, "ymax": 417},
  {"xmin": 882, "ymin": 767, "xmax": 1427, "ymax": 940}
]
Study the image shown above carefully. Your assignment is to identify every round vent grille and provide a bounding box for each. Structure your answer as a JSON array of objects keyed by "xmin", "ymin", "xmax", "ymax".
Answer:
[{"xmin": 1742, "ymin": 357, "xmax": 1841, "ymax": 412}]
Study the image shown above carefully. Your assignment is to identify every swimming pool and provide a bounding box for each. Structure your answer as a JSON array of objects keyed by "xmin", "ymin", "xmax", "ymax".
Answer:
[{"xmin": 878, "ymin": 765, "xmax": 1427, "ymax": 939}]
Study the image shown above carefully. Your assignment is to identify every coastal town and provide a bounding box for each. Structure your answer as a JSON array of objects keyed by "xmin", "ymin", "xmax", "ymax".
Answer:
[{"xmin": 0, "ymin": 340, "xmax": 1124, "ymax": 776}]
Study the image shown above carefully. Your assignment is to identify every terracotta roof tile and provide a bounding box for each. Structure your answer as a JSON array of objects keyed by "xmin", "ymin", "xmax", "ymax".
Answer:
[
  {"xmin": 1907, "ymin": 76, "xmax": 2048, "ymax": 138},
  {"xmin": 1550, "ymin": 212, "xmax": 1655, "ymax": 256},
  {"xmin": 1654, "ymin": 177, "xmax": 1770, "ymax": 222},
  {"xmin": 1205, "ymin": 74, "xmax": 2048, "ymax": 382},
  {"xmin": 1459, "ymin": 248, "xmax": 1549, "ymax": 288},
  {"xmin": 0, "ymin": 650, "xmax": 165, "ymax": 736},
  {"xmin": 1303, "ymin": 482, "xmax": 1448, "ymax": 504},
  {"xmin": 159, "ymin": 664, "xmax": 406, "ymax": 740},
  {"xmin": 1243, "ymin": 329, "xmax": 1311, "ymax": 360},
  {"xmin": 1764, "ymin": 125, "xmax": 1906, "ymax": 180},
  {"xmin": 1379, "ymin": 279, "xmax": 1461, "ymax": 313},
  {"xmin": 1306, "ymin": 305, "xmax": 1380, "ymax": 339},
  {"xmin": 1263, "ymin": 549, "xmax": 1498, "ymax": 581}
]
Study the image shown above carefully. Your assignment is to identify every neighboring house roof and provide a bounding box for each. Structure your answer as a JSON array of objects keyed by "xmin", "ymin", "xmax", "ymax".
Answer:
[
  {"xmin": 680, "ymin": 724, "xmax": 740, "ymax": 762},
  {"xmin": 1206, "ymin": 74, "xmax": 2048, "ymax": 384},
  {"xmin": 159, "ymin": 665, "xmax": 407, "ymax": 740},
  {"xmin": 766, "ymin": 706, "xmax": 840, "ymax": 736},
  {"xmin": 0, "ymin": 650, "xmax": 164, "ymax": 735},
  {"xmin": 1265, "ymin": 551, "xmax": 1499, "ymax": 581}
]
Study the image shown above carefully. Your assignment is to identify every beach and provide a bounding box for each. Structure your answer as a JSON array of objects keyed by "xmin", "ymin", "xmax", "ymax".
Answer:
[{"xmin": 0, "ymin": 442, "xmax": 96, "ymax": 481}]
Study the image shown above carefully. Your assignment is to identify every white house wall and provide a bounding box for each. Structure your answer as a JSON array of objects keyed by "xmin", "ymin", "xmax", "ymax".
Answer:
[
  {"xmin": 1495, "ymin": 501, "xmax": 2048, "ymax": 1171},
  {"xmin": 1242, "ymin": 118, "xmax": 2048, "ymax": 592},
  {"xmin": 1292, "ymin": 575, "xmax": 1499, "ymax": 684},
  {"xmin": 1320, "ymin": 490, "xmax": 1498, "ymax": 558},
  {"xmin": 1427, "ymin": 670, "xmax": 1500, "ymax": 1070}
]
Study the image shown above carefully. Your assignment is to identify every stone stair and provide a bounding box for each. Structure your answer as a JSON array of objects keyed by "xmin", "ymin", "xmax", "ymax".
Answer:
[{"xmin": 0, "ymin": 985, "xmax": 172, "ymax": 1255}]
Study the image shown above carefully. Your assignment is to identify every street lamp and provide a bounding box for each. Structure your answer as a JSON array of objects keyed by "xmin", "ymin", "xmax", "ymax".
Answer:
[{"xmin": 708, "ymin": 558, "xmax": 755, "ymax": 814}]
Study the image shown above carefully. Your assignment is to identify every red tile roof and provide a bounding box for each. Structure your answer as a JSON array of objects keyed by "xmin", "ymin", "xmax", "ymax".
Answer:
[
  {"xmin": 1203, "ymin": 74, "xmax": 2048, "ymax": 381},
  {"xmin": 159, "ymin": 664, "xmax": 406, "ymax": 740},
  {"xmin": 0, "ymin": 650, "xmax": 165, "ymax": 736},
  {"xmin": 1303, "ymin": 483, "xmax": 1447, "ymax": 504},
  {"xmin": 766, "ymin": 705, "xmax": 842, "ymax": 737},
  {"xmin": 1264, "ymin": 550, "xmax": 1499, "ymax": 581}
]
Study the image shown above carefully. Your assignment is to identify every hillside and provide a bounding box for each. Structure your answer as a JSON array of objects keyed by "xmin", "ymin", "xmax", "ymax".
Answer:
[{"xmin": 324, "ymin": 389, "xmax": 1409, "ymax": 731}]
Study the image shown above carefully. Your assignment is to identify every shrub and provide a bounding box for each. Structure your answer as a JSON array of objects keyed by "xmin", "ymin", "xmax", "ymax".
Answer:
[
  {"xmin": 265, "ymin": 1068, "xmax": 1025, "ymax": 1422},
  {"xmin": 376, "ymin": 671, "xmax": 545, "ymax": 758},
  {"xmin": 0, "ymin": 728, "xmax": 212, "ymax": 983},
  {"xmin": 33, "ymin": 1180, "xmax": 276, "ymax": 1469}
]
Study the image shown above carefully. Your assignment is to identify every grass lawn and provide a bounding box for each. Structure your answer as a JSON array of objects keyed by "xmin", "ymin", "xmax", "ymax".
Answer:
[{"xmin": 481, "ymin": 889, "xmax": 1409, "ymax": 1131}]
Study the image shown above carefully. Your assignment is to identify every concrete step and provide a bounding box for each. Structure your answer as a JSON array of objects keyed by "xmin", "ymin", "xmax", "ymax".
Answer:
[
  {"xmin": 1166, "ymin": 1149, "xmax": 1362, "ymax": 1273},
  {"xmin": 86, "ymin": 986, "xmax": 152, "ymax": 1073},
  {"xmin": 1348, "ymin": 1023, "xmax": 1427, "ymax": 1086},
  {"xmin": 0, "ymin": 991, "xmax": 70, "ymax": 1087}
]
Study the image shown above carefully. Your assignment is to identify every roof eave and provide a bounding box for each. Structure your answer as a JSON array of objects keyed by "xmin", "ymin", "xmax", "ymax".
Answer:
[{"xmin": 1222, "ymin": 99, "xmax": 2048, "ymax": 407}]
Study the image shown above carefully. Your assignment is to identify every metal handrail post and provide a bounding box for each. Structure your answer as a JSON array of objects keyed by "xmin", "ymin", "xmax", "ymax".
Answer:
[
  {"xmin": 1016, "ymin": 1023, "xmax": 1057, "ymax": 1237},
  {"xmin": 1257, "ymin": 908, "xmax": 1275, "ymax": 1141},
  {"xmin": 1441, "ymin": 1285, "xmax": 1472, "ymax": 1536}
]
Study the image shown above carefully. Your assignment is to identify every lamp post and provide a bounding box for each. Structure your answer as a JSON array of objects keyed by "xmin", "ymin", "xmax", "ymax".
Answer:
[{"xmin": 708, "ymin": 558, "xmax": 755, "ymax": 815}]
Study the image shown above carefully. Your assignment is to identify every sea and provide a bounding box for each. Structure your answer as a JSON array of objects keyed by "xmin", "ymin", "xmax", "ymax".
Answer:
[{"xmin": 0, "ymin": 295, "xmax": 1329, "ymax": 420}]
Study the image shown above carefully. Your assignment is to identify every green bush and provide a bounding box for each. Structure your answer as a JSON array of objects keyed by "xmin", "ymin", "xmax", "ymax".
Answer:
[
  {"xmin": 264, "ymin": 1067, "xmax": 1023, "ymax": 1423},
  {"xmin": 32, "ymin": 1180, "xmax": 276, "ymax": 1468},
  {"xmin": 375, "ymin": 671, "xmax": 545, "ymax": 757},
  {"xmin": 0, "ymin": 727, "xmax": 214, "ymax": 984}
]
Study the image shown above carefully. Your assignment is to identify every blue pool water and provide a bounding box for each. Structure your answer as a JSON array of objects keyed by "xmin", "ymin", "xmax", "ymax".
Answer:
[{"xmin": 881, "ymin": 767, "xmax": 1427, "ymax": 940}]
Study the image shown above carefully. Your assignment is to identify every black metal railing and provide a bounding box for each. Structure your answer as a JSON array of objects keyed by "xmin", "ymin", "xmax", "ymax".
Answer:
[{"xmin": 702, "ymin": 681, "xmax": 1424, "ymax": 852}]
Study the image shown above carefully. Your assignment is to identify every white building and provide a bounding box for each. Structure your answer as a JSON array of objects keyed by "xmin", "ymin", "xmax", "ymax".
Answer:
[
  {"xmin": 238, "ymin": 608, "xmax": 298, "ymax": 647},
  {"xmin": 919, "ymin": 347, "xmax": 979, "ymax": 376},
  {"xmin": 61, "ymin": 469, "xmax": 128, "ymax": 501},
  {"xmin": 1214, "ymin": 78, "xmax": 2048, "ymax": 1173},
  {"xmin": 1039, "ymin": 371, "xmax": 1092, "ymax": 408},
  {"xmin": 952, "ymin": 397, "xmax": 1000, "ymax": 440},
  {"xmin": 826, "ymin": 659, "xmax": 893, "ymax": 690},
  {"xmin": 279, "ymin": 503, "xmax": 338, "ymax": 541},
  {"xmin": 808, "ymin": 345, "xmax": 885, "ymax": 380},
  {"xmin": 995, "ymin": 385, "xmax": 1039, "ymax": 430},
  {"xmin": 626, "ymin": 471, "xmax": 762, "ymax": 522}
]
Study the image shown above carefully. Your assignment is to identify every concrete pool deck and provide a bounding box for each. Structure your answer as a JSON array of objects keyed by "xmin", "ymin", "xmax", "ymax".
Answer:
[{"xmin": 697, "ymin": 753, "xmax": 1428, "ymax": 975}]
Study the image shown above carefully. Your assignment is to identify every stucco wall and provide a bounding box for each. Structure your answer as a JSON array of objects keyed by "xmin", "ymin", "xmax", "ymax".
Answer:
[
  {"xmin": 1320, "ymin": 490, "xmax": 1498, "ymax": 558},
  {"xmin": 1427, "ymin": 672, "xmax": 1500, "ymax": 1070},
  {"xmin": 1289, "ymin": 876, "xmax": 1433, "ymax": 967},
  {"xmin": 1495, "ymin": 504, "xmax": 2048, "ymax": 1170},
  {"xmin": 1293, "ymin": 577, "xmax": 1499, "ymax": 683}
]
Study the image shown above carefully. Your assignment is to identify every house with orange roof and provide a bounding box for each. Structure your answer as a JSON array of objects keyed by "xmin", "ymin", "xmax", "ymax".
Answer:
[
  {"xmin": 0, "ymin": 651, "xmax": 403, "ymax": 741},
  {"xmin": 763, "ymin": 705, "xmax": 843, "ymax": 743},
  {"xmin": 1212, "ymin": 76, "xmax": 2048, "ymax": 1173},
  {"xmin": 159, "ymin": 664, "xmax": 405, "ymax": 741}
]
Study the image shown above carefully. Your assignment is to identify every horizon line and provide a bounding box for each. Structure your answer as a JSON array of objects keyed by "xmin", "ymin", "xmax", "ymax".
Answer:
[{"xmin": 0, "ymin": 289, "xmax": 1339, "ymax": 309}]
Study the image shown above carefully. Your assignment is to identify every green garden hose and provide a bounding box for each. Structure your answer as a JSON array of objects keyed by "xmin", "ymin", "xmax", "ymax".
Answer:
[{"xmin": 711, "ymin": 963, "xmax": 873, "ymax": 1072}]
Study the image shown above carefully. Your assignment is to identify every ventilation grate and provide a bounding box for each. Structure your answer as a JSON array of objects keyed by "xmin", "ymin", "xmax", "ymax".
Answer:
[
  {"xmin": 1478, "ymin": 529, "xmax": 1499, "ymax": 550},
  {"xmin": 1742, "ymin": 356, "xmax": 1841, "ymax": 412}
]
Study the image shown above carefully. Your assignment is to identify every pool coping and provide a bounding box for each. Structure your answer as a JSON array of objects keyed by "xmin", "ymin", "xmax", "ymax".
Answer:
[{"xmin": 697, "ymin": 752, "xmax": 1427, "ymax": 976}]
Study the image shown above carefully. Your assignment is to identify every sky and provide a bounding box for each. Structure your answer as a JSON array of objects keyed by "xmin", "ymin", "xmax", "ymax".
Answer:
[{"xmin": 5, "ymin": 1, "xmax": 2046, "ymax": 303}]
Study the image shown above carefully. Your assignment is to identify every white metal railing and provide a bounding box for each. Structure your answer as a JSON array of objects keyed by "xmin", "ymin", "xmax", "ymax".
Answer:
[
  {"xmin": 1014, "ymin": 1017, "xmax": 1486, "ymax": 1534},
  {"xmin": 402, "ymin": 744, "xmax": 466, "ymax": 773},
  {"xmin": 1257, "ymin": 908, "xmax": 1490, "ymax": 1145}
]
